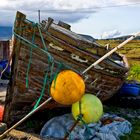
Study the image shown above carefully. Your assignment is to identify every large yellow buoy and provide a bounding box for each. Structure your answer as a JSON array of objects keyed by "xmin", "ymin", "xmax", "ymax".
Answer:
[
  {"xmin": 50, "ymin": 70, "xmax": 85, "ymax": 105},
  {"xmin": 72, "ymin": 94, "xmax": 103, "ymax": 124}
]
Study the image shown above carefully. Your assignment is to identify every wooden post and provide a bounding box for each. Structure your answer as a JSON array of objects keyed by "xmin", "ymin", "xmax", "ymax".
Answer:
[{"xmin": 38, "ymin": 10, "xmax": 41, "ymax": 23}]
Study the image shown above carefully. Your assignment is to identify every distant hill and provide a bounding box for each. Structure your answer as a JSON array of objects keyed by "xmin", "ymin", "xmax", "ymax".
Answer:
[
  {"xmin": 78, "ymin": 34, "xmax": 96, "ymax": 42},
  {"xmin": 104, "ymin": 35, "xmax": 140, "ymax": 41},
  {"xmin": 0, "ymin": 26, "xmax": 12, "ymax": 40}
]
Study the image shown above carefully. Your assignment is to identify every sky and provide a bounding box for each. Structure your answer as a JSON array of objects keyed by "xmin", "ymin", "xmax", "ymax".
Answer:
[{"xmin": 0, "ymin": 0, "xmax": 140, "ymax": 39}]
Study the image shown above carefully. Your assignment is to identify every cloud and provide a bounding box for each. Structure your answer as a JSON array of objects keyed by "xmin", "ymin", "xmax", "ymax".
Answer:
[
  {"xmin": 0, "ymin": 0, "xmax": 100, "ymax": 25},
  {"xmin": 0, "ymin": 0, "xmax": 139, "ymax": 26},
  {"xmin": 101, "ymin": 30, "xmax": 122, "ymax": 39},
  {"xmin": 112, "ymin": 0, "xmax": 140, "ymax": 4},
  {"xmin": 0, "ymin": 0, "xmax": 102, "ymax": 10},
  {"xmin": 118, "ymin": 0, "xmax": 140, "ymax": 3}
]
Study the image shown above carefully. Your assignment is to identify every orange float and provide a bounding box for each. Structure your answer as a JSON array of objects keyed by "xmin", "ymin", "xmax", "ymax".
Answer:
[{"xmin": 50, "ymin": 70, "xmax": 85, "ymax": 105}]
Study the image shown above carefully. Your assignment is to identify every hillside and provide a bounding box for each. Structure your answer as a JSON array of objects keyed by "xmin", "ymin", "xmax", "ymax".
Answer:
[
  {"xmin": 97, "ymin": 39, "xmax": 140, "ymax": 64},
  {"xmin": 102, "ymin": 35, "xmax": 140, "ymax": 41}
]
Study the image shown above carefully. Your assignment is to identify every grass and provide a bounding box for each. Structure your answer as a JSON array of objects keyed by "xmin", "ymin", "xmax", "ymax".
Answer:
[
  {"xmin": 97, "ymin": 40, "xmax": 140, "ymax": 81},
  {"xmin": 98, "ymin": 40, "xmax": 140, "ymax": 140},
  {"xmin": 127, "ymin": 64, "xmax": 140, "ymax": 82},
  {"xmin": 97, "ymin": 40, "xmax": 140, "ymax": 59}
]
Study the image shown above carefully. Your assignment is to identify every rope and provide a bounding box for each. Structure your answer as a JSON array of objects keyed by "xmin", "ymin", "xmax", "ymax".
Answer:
[
  {"xmin": 65, "ymin": 100, "xmax": 92, "ymax": 140},
  {"xmin": 33, "ymin": 71, "xmax": 49, "ymax": 110},
  {"xmin": 14, "ymin": 32, "xmax": 52, "ymax": 59},
  {"xmin": 14, "ymin": 20, "xmax": 68, "ymax": 110},
  {"xmin": 77, "ymin": 114, "xmax": 92, "ymax": 140},
  {"xmin": 78, "ymin": 101, "xmax": 92, "ymax": 140},
  {"xmin": 25, "ymin": 25, "xmax": 36, "ymax": 89},
  {"xmin": 14, "ymin": 32, "xmax": 69, "ymax": 69},
  {"xmin": 37, "ymin": 24, "xmax": 48, "ymax": 51},
  {"xmin": 79, "ymin": 100, "xmax": 82, "ymax": 116},
  {"xmin": 51, "ymin": 62, "xmax": 63, "ymax": 89},
  {"xmin": 14, "ymin": 32, "xmax": 55, "ymax": 109},
  {"xmin": 25, "ymin": 23, "xmax": 54, "ymax": 109}
]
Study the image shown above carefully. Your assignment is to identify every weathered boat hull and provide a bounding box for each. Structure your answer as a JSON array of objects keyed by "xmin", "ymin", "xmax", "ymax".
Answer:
[{"xmin": 3, "ymin": 11, "xmax": 129, "ymax": 125}]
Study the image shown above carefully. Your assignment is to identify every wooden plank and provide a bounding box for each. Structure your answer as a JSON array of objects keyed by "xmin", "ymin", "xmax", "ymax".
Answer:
[
  {"xmin": 26, "ymin": 20, "xmax": 123, "ymax": 61},
  {"xmin": 18, "ymin": 30, "xmax": 127, "ymax": 76}
]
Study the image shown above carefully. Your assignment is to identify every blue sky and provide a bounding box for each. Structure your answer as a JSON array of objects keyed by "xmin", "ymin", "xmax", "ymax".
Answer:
[
  {"xmin": 0, "ymin": 0, "xmax": 140, "ymax": 39},
  {"xmin": 71, "ymin": 5, "xmax": 140, "ymax": 38}
]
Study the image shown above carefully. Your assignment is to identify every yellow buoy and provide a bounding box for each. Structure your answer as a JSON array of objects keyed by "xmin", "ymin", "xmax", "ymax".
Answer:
[
  {"xmin": 72, "ymin": 94, "xmax": 103, "ymax": 124},
  {"xmin": 50, "ymin": 70, "xmax": 85, "ymax": 105}
]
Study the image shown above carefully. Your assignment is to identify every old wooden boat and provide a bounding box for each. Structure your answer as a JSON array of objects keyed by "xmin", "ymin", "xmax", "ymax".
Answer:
[{"xmin": 3, "ymin": 11, "xmax": 129, "ymax": 125}]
